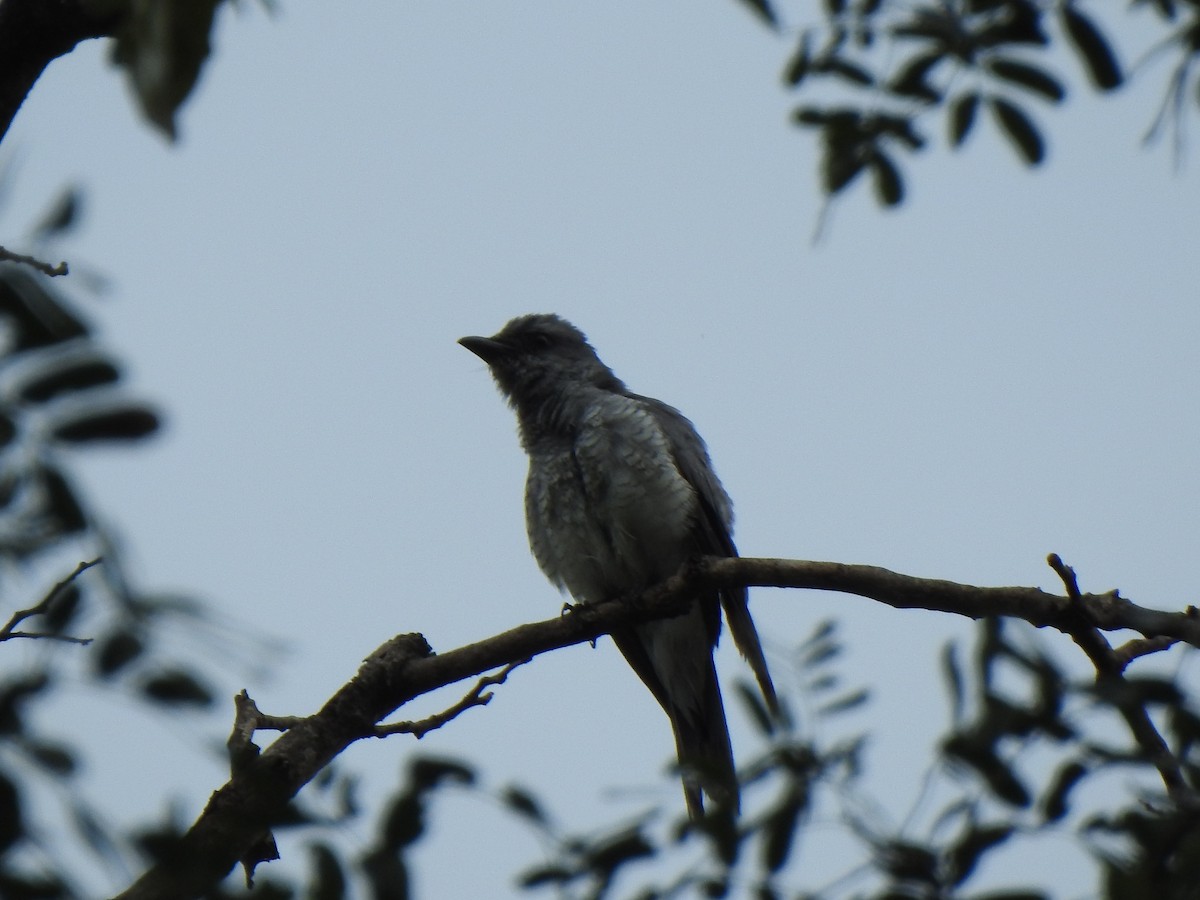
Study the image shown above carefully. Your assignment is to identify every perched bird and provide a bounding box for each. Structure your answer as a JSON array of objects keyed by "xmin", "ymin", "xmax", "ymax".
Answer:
[{"xmin": 460, "ymin": 314, "xmax": 776, "ymax": 817}]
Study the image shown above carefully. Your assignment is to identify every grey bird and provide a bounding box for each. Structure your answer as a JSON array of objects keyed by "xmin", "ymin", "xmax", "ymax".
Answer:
[{"xmin": 460, "ymin": 313, "xmax": 777, "ymax": 818}]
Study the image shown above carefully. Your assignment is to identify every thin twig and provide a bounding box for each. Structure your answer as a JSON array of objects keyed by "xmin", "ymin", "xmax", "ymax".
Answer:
[
  {"xmin": 1113, "ymin": 635, "xmax": 1178, "ymax": 670},
  {"xmin": 0, "ymin": 244, "xmax": 68, "ymax": 276},
  {"xmin": 0, "ymin": 557, "xmax": 101, "ymax": 643},
  {"xmin": 1046, "ymin": 553, "xmax": 1190, "ymax": 802},
  {"xmin": 375, "ymin": 659, "xmax": 530, "ymax": 739}
]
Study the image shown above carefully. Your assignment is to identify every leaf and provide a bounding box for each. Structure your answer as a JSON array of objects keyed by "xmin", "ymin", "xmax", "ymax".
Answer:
[
  {"xmin": 23, "ymin": 740, "xmax": 77, "ymax": 776},
  {"xmin": 51, "ymin": 405, "xmax": 160, "ymax": 443},
  {"xmin": 736, "ymin": 681, "xmax": 776, "ymax": 735},
  {"xmin": 947, "ymin": 823, "xmax": 1014, "ymax": 884},
  {"xmin": 820, "ymin": 56, "xmax": 874, "ymax": 86},
  {"xmin": 943, "ymin": 733, "xmax": 1031, "ymax": 807},
  {"xmin": 941, "ymin": 642, "xmax": 965, "ymax": 723},
  {"xmin": 110, "ymin": 0, "xmax": 226, "ymax": 140},
  {"xmin": 0, "ymin": 673, "xmax": 52, "ymax": 736},
  {"xmin": 890, "ymin": 52, "xmax": 944, "ymax": 102},
  {"xmin": 41, "ymin": 583, "xmax": 84, "ymax": 634},
  {"xmin": 0, "ymin": 413, "xmax": 17, "ymax": 450},
  {"xmin": 1041, "ymin": 760, "xmax": 1089, "ymax": 823},
  {"xmin": 990, "ymin": 96, "xmax": 1044, "ymax": 164},
  {"xmin": 761, "ymin": 787, "xmax": 807, "ymax": 872},
  {"xmin": 870, "ymin": 151, "xmax": 904, "ymax": 207},
  {"xmin": 736, "ymin": 0, "xmax": 778, "ymax": 29},
  {"xmin": 31, "ymin": 187, "xmax": 83, "ymax": 242},
  {"xmin": 0, "ymin": 772, "xmax": 21, "ymax": 853},
  {"xmin": 517, "ymin": 865, "xmax": 573, "ymax": 889},
  {"xmin": 18, "ymin": 357, "xmax": 121, "ymax": 404},
  {"xmin": 986, "ymin": 57, "xmax": 1065, "ymax": 102},
  {"xmin": 583, "ymin": 828, "xmax": 656, "ymax": 878},
  {"xmin": 879, "ymin": 840, "xmax": 938, "ymax": 883},
  {"xmin": 1061, "ymin": 6, "xmax": 1122, "ymax": 90},
  {"xmin": 40, "ymin": 465, "xmax": 87, "ymax": 534},
  {"xmin": 140, "ymin": 669, "xmax": 214, "ymax": 707},
  {"xmin": 818, "ymin": 688, "xmax": 871, "ymax": 716},
  {"xmin": 94, "ymin": 629, "xmax": 146, "ymax": 677},
  {"xmin": 0, "ymin": 268, "xmax": 89, "ymax": 350},
  {"xmin": 409, "ymin": 756, "xmax": 475, "ymax": 791},
  {"xmin": 500, "ymin": 785, "xmax": 548, "ymax": 827},
  {"xmin": 783, "ymin": 34, "xmax": 811, "ymax": 86},
  {"xmin": 307, "ymin": 842, "xmax": 347, "ymax": 900}
]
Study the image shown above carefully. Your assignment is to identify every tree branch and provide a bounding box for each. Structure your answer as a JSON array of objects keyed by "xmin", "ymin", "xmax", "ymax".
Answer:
[
  {"xmin": 0, "ymin": 557, "xmax": 100, "ymax": 644},
  {"xmin": 0, "ymin": 245, "xmax": 68, "ymax": 276},
  {"xmin": 0, "ymin": 0, "xmax": 123, "ymax": 146},
  {"xmin": 115, "ymin": 555, "xmax": 1199, "ymax": 898}
]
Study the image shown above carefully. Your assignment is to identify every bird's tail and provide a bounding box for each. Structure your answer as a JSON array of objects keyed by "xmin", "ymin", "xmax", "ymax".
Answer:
[{"xmin": 669, "ymin": 662, "xmax": 738, "ymax": 819}]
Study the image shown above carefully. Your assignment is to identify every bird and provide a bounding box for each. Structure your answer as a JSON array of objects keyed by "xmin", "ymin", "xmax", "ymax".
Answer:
[{"xmin": 459, "ymin": 313, "xmax": 776, "ymax": 818}]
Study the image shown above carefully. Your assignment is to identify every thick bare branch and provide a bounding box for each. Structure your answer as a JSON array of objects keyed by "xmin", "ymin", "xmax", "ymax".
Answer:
[
  {"xmin": 0, "ymin": 0, "xmax": 122, "ymax": 146},
  {"xmin": 115, "ymin": 555, "xmax": 1199, "ymax": 898}
]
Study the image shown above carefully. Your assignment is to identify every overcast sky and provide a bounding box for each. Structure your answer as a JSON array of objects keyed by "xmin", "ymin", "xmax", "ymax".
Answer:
[{"xmin": 5, "ymin": 2, "xmax": 1198, "ymax": 896}]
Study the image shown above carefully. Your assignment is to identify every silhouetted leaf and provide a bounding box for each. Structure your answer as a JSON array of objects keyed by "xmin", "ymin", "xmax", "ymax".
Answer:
[
  {"xmin": 784, "ymin": 35, "xmax": 811, "ymax": 86},
  {"xmin": 819, "ymin": 687, "xmax": 871, "ymax": 716},
  {"xmin": 737, "ymin": 0, "xmax": 778, "ymax": 29},
  {"xmin": 380, "ymin": 792, "xmax": 423, "ymax": 850},
  {"xmin": 31, "ymin": 187, "xmax": 82, "ymax": 241},
  {"xmin": 307, "ymin": 842, "xmax": 347, "ymax": 900},
  {"xmin": 0, "ymin": 773, "xmax": 21, "ymax": 853},
  {"xmin": 40, "ymin": 465, "xmax": 87, "ymax": 534},
  {"xmin": 948, "ymin": 823, "xmax": 1014, "ymax": 884},
  {"xmin": 0, "ymin": 268, "xmax": 89, "ymax": 350},
  {"xmin": 410, "ymin": 756, "xmax": 475, "ymax": 791},
  {"xmin": 942, "ymin": 642, "xmax": 965, "ymax": 723},
  {"xmin": 110, "ymin": 0, "xmax": 225, "ymax": 140},
  {"xmin": 584, "ymin": 827, "xmax": 655, "ymax": 878},
  {"xmin": 0, "ymin": 413, "xmax": 16, "ymax": 448},
  {"xmin": 736, "ymin": 681, "xmax": 776, "ymax": 735},
  {"xmin": 501, "ymin": 785, "xmax": 549, "ymax": 827},
  {"xmin": 518, "ymin": 865, "xmax": 573, "ymax": 889},
  {"xmin": 71, "ymin": 801, "xmax": 123, "ymax": 868},
  {"xmin": 870, "ymin": 152, "xmax": 904, "ymax": 206},
  {"xmin": 975, "ymin": 0, "xmax": 1048, "ymax": 47},
  {"xmin": 943, "ymin": 734, "xmax": 1031, "ymax": 807},
  {"xmin": 0, "ymin": 673, "xmax": 52, "ymax": 735},
  {"xmin": 762, "ymin": 788, "xmax": 807, "ymax": 872},
  {"xmin": 1041, "ymin": 760, "xmax": 1089, "ymax": 823},
  {"xmin": 987, "ymin": 57, "xmax": 1065, "ymax": 102},
  {"xmin": 21, "ymin": 740, "xmax": 75, "ymax": 776},
  {"xmin": 51, "ymin": 405, "xmax": 159, "ymax": 443},
  {"xmin": 18, "ymin": 357, "xmax": 121, "ymax": 404},
  {"xmin": 879, "ymin": 840, "xmax": 938, "ymax": 883},
  {"xmin": 1061, "ymin": 6, "xmax": 1122, "ymax": 89},
  {"xmin": 140, "ymin": 669, "xmax": 214, "ymax": 707},
  {"xmin": 40, "ymin": 582, "xmax": 83, "ymax": 634},
  {"xmin": 94, "ymin": 628, "xmax": 145, "ymax": 677},
  {"xmin": 821, "ymin": 57, "xmax": 874, "ymax": 86},
  {"xmin": 890, "ymin": 51, "xmax": 943, "ymax": 102},
  {"xmin": 990, "ymin": 96, "xmax": 1044, "ymax": 164}
]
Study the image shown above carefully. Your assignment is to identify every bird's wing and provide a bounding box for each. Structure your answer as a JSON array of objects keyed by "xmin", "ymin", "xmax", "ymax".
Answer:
[{"xmin": 631, "ymin": 394, "xmax": 779, "ymax": 714}]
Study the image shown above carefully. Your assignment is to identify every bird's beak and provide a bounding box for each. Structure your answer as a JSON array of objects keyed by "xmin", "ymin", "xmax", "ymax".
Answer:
[{"xmin": 458, "ymin": 335, "xmax": 509, "ymax": 365}]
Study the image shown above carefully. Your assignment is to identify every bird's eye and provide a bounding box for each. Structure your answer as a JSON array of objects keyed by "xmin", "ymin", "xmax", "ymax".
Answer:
[{"xmin": 531, "ymin": 333, "xmax": 554, "ymax": 349}]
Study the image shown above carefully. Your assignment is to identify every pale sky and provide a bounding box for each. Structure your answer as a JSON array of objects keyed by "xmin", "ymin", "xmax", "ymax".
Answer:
[{"xmin": 5, "ymin": 2, "xmax": 1198, "ymax": 896}]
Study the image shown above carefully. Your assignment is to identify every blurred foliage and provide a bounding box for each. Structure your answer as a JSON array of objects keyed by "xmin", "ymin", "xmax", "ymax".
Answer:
[
  {"xmin": 0, "ymin": 184, "xmax": 251, "ymax": 897},
  {"xmin": 167, "ymin": 615, "xmax": 1197, "ymax": 899},
  {"xmin": 761, "ymin": 0, "xmax": 1200, "ymax": 206}
]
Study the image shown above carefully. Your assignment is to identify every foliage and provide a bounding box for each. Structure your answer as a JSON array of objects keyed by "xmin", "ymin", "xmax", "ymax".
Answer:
[
  {"xmin": 757, "ymin": 0, "xmax": 1200, "ymax": 206},
  {"xmin": 0, "ymin": 187, "xmax": 255, "ymax": 897}
]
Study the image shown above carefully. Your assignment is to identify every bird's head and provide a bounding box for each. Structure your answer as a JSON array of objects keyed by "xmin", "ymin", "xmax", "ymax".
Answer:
[{"xmin": 459, "ymin": 314, "xmax": 625, "ymax": 420}]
